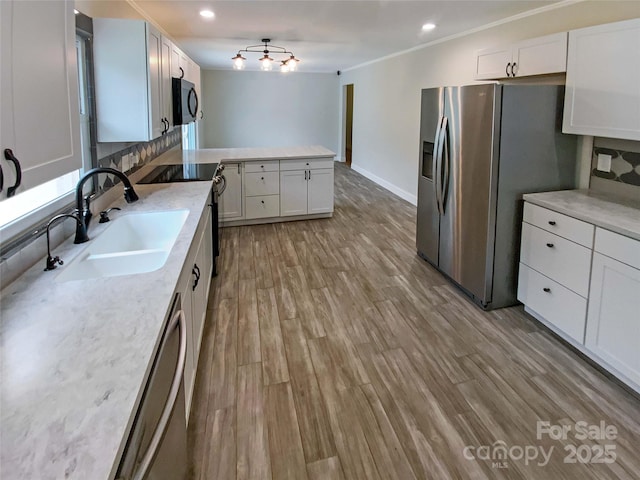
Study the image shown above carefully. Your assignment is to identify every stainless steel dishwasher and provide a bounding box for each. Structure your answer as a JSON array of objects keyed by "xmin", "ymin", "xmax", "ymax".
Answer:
[{"xmin": 116, "ymin": 293, "xmax": 188, "ymax": 480}]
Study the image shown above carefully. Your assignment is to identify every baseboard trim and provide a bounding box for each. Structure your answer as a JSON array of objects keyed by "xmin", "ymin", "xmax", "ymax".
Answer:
[{"xmin": 350, "ymin": 164, "xmax": 417, "ymax": 205}]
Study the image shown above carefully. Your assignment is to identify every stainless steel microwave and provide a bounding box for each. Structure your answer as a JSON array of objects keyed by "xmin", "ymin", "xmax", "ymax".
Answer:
[{"xmin": 172, "ymin": 78, "xmax": 198, "ymax": 125}]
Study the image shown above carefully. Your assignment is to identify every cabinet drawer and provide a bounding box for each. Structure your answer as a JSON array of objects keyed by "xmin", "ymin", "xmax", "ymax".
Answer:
[
  {"xmin": 595, "ymin": 228, "xmax": 640, "ymax": 270},
  {"xmin": 245, "ymin": 171, "xmax": 279, "ymax": 197},
  {"xmin": 523, "ymin": 202, "xmax": 594, "ymax": 248},
  {"xmin": 244, "ymin": 160, "xmax": 279, "ymax": 173},
  {"xmin": 245, "ymin": 195, "xmax": 279, "ymax": 219},
  {"xmin": 518, "ymin": 264, "xmax": 587, "ymax": 343},
  {"xmin": 520, "ymin": 223, "xmax": 592, "ymax": 297},
  {"xmin": 280, "ymin": 158, "xmax": 334, "ymax": 171}
]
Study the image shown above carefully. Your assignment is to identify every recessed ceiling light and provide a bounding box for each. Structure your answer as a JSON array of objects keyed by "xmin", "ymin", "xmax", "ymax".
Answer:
[
  {"xmin": 199, "ymin": 9, "xmax": 215, "ymax": 19},
  {"xmin": 422, "ymin": 23, "xmax": 436, "ymax": 32}
]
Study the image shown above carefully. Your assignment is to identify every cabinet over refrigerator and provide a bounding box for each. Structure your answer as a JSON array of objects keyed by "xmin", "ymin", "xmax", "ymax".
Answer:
[{"xmin": 416, "ymin": 84, "xmax": 577, "ymax": 309}]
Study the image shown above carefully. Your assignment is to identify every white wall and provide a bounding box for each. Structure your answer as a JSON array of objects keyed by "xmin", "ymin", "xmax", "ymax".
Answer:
[
  {"xmin": 201, "ymin": 70, "xmax": 340, "ymax": 152},
  {"xmin": 339, "ymin": 1, "xmax": 640, "ymax": 204}
]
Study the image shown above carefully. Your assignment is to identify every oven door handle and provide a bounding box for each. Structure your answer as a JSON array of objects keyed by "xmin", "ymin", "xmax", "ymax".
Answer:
[
  {"xmin": 217, "ymin": 174, "xmax": 227, "ymax": 195},
  {"xmin": 131, "ymin": 306, "xmax": 187, "ymax": 480}
]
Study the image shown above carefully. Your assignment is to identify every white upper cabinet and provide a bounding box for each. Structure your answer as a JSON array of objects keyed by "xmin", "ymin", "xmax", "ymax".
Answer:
[
  {"xmin": 474, "ymin": 32, "xmax": 568, "ymax": 80},
  {"xmin": 171, "ymin": 43, "xmax": 190, "ymax": 80},
  {"xmin": 0, "ymin": 0, "xmax": 81, "ymax": 198},
  {"xmin": 160, "ymin": 35, "xmax": 174, "ymax": 132},
  {"xmin": 93, "ymin": 19, "xmax": 168, "ymax": 142},
  {"xmin": 563, "ymin": 19, "xmax": 640, "ymax": 140}
]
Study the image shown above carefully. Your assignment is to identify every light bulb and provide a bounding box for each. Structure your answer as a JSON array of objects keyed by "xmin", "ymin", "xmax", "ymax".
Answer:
[
  {"xmin": 234, "ymin": 58, "xmax": 245, "ymax": 70},
  {"xmin": 422, "ymin": 23, "xmax": 436, "ymax": 31},
  {"xmin": 260, "ymin": 58, "xmax": 272, "ymax": 71},
  {"xmin": 288, "ymin": 59, "xmax": 297, "ymax": 72},
  {"xmin": 280, "ymin": 62, "xmax": 290, "ymax": 73}
]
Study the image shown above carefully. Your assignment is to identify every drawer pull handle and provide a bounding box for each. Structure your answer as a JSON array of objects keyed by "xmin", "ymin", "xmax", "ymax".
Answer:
[
  {"xmin": 261, "ymin": 200, "xmax": 265, "ymax": 204},
  {"xmin": 261, "ymin": 165, "xmax": 264, "ymax": 168},
  {"xmin": 548, "ymin": 221, "xmax": 556, "ymax": 226},
  {"xmin": 546, "ymin": 243, "xmax": 554, "ymax": 248},
  {"xmin": 543, "ymin": 287, "xmax": 551, "ymax": 293},
  {"xmin": 261, "ymin": 176, "xmax": 264, "ymax": 180}
]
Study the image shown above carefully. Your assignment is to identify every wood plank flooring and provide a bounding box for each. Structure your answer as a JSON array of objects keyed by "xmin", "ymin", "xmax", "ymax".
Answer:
[{"xmin": 189, "ymin": 163, "xmax": 640, "ymax": 480}]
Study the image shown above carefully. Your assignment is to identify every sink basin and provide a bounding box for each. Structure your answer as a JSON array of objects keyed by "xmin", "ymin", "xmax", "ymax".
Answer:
[{"xmin": 56, "ymin": 209, "xmax": 189, "ymax": 282}]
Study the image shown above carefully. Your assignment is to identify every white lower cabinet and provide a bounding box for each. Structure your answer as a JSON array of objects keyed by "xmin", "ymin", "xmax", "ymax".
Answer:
[
  {"xmin": 280, "ymin": 161, "xmax": 334, "ymax": 217},
  {"xmin": 178, "ymin": 203, "xmax": 213, "ymax": 420},
  {"xmin": 280, "ymin": 170, "xmax": 308, "ymax": 216},
  {"xmin": 307, "ymin": 168, "xmax": 334, "ymax": 214},
  {"xmin": 220, "ymin": 163, "xmax": 243, "ymax": 220},
  {"xmin": 519, "ymin": 203, "xmax": 640, "ymax": 392},
  {"xmin": 585, "ymin": 240, "xmax": 640, "ymax": 387},
  {"xmin": 221, "ymin": 157, "xmax": 334, "ymax": 224}
]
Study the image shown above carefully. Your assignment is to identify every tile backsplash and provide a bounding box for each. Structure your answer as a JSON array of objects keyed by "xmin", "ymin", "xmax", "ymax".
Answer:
[
  {"xmin": 590, "ymin": 137, "xmax": 640, "ymax": 201},
  {"xmin": 591, "ymin": 138, "xmax": 640, "ymax": 187},
  {"xmin": 95, "ymin": 130, "xmax": 182, "ymax": 192}
]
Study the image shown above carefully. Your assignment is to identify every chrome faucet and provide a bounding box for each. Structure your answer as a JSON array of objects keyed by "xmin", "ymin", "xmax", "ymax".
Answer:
[
  {"xmin": 44, "ymin": 213, "xmax": 82, "ymax": 271},
  {"xmin": 74, "ymin": 167, "xmax": 139, "ymax": 244}
]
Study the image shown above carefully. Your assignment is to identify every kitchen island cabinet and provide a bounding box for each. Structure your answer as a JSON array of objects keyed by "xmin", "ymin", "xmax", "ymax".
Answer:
[
  {"xmin": 160, "ymin": 146, "xmax": 336, "ymax": 225},
  {"xmin": 518, "ymin": 190, "xmax": 640, "ymax": 393}
]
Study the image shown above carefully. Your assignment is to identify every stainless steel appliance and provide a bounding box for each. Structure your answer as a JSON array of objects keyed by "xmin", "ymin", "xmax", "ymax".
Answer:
[
  {"xmin": 417, "ymin": 84, "xmax": 577, "ymax": 309},
  {"xmin": 172, "ymin": 78, "xmax": 198, "ymax": 125},
  {"xmin": 137, "ymin": 163, "xmax": 223, "ymax": 276},
  {"xmin": 116, "ymin": 293, "xmax": 188, "ymax": 480}
]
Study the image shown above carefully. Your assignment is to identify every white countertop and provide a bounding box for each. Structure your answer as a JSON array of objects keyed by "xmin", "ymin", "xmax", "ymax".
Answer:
[
  {"xmin": 523, "ymin": 189, "xmax": 640, "ymax": 241},
  {"xmin": 0, "ymin": 180, "xmax": 213, "ymax": 480},
  {"xmin": 155, "ymin": 145, "xmax": 336, "ymax": 165}
]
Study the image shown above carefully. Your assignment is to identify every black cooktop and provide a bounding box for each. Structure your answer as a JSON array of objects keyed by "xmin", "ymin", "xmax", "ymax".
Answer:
[{"xmin": 137, "ymin": 163, "xmax": 219, "ymax": 184}]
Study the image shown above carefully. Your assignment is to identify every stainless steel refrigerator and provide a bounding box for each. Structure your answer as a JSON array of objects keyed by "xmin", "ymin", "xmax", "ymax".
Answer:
[{"xmin": 417, "ymin": 84, "xmax": 577, "ymax": 309}]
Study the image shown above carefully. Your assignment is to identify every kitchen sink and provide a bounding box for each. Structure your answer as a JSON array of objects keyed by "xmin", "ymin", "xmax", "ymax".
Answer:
[{"xmin": 56, "ymin": 209, "xmax": 189, "ymax": 282}]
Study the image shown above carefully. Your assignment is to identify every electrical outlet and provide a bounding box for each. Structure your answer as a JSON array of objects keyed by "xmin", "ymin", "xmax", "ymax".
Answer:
[{"xmin": 596, "ymin": 153, "xmax": 612, "ymax": 173}]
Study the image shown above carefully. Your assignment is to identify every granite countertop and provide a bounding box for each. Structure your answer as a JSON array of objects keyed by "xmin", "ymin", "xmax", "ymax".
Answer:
[
  {"xmin": 523, "ymin": 189, "xmax": 640, "ymax": 241},
  {"xmin": 154, "ymin": 145, "xmax": 336, "ymax": 165},
  {"xmin": 0, "ymin": 180, "xmax": 213, "ymax": 480}
]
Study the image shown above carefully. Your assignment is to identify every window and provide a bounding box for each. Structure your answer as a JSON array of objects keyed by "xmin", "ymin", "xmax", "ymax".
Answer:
[{"xmin": 0, "ymin": 33, "xmax": 93, "ymax": 239}]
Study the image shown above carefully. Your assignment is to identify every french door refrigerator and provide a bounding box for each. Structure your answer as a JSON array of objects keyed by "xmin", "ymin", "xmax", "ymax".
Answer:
[{"xmin": 416, "ymin": 84, "xmax": 577, "ymax": 309}]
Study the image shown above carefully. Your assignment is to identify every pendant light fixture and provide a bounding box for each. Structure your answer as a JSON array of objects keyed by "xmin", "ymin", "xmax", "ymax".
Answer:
[{"xmin": 232, "ymin": 39, "xmax": 300, "ymax": 72}]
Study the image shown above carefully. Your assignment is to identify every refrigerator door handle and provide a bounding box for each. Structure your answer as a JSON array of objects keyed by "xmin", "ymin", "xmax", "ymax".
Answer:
[
  {"xmin": 440, "ymin": 116, "xmax": 450, "ymax": 213},
  {"xmin": 435, "ymin": 116, "xmax": 448, "ymax": 215},
  {"xmin": 432, "ymin": 116, "xmax": 445, "ymax": 213}
]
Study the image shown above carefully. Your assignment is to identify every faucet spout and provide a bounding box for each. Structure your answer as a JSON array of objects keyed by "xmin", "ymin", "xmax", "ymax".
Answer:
[
  {"xmin": 74, "ymin": 167, "xmax": 139, "ymax": 244},
  {"xmin": 44, "ymin": 213, "xmax": 82, "ymax": 271}
]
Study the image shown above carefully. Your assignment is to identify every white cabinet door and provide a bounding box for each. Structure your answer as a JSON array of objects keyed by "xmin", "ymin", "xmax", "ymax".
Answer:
[
  {"xmin": 474, "ymin": 45, "xmax": 513, "ymax": 80},
  {"xmin": 585, "ymin": 253, "xmax": 640, "ymax": 387},
  {"xmin": 512, "ymin": 32, "xmax": 567, "ymax": 77},
  {"xmin": 0, "ymin": 0, "xmax": 81, "ymax": 196},
  {"xmin": 307, "ymin": 168, "xmax": 334, "ymax": 214},
  {"xmin": 179, "ymin": 264, "xmax": 196, "ymax": 419},
  {"xmin": 474, "ymin": 32, "xmax": 567, "ymax": 80},
  {"xmin": 94, "ymin": 19, "xmax": 164, "ymax": 142},
  {"xmin": 171, "ymin": 44, "xmax": 189, "ymax": 80},
  {"xmin": 160, "ymin": 35, "xmax": 173, "ymax": 131},
  {"xmin": 221, "ymin": 163, "xmax": 243, "ymax": 220},
  {"xmin": 563, "ymin": 19, "xmax": 640, "ymax": 140},
  {"xmin": 192, "ymin": 211, "xmax": 212, "ymax": 367},
  {"xmin": 146, "ymin": 25, "xmax": 164, "ymax": 140},
  {"xmin": 280, "ymin": 170, "xmax": 308, "ymax": 216}
]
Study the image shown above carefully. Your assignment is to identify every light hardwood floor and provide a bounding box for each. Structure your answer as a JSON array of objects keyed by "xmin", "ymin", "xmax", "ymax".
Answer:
[{"xmin": 188, "ymin": 163, "xmax": 640, "ymax": 480}]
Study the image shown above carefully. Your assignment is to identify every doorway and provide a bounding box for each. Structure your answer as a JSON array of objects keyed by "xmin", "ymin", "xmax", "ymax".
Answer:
[{"xmin": 344, "ymin": 84, "xmax": 354, "ymax": 167}]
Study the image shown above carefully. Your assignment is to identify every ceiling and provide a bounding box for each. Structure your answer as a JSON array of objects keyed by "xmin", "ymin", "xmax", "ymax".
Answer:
[{"xmin": 130, "ymin": 0, "xmax": 561, "ymax": 73}]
